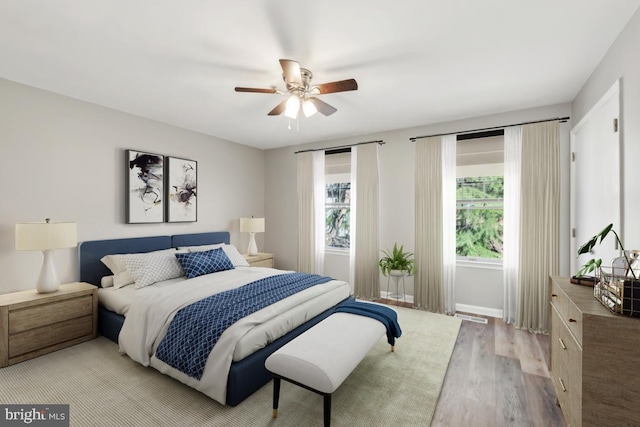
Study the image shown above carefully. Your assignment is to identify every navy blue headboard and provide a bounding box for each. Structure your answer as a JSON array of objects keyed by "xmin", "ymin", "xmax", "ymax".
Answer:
[
  {"xmin": 78, "ymin": 232, "xmax": 230, "ymax": 287},
  {"xmin": 171, "ymin": 232, "xmax": 230, "ymax": 248}
]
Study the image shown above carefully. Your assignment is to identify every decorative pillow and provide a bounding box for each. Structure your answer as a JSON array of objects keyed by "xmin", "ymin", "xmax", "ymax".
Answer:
[
  {"xmin": 175, "ymin": 248, "xmax": 235, "ymax": 279},
  {"xmin": 222, "ymin": 244, "xmax": 250, "ymax": 267},
  {"xmin": 120, "ymin": 249, "xmax": 186, "ymax": 289},
  {"xmin": 100, "ymin": 255, "xmax": 136, "ymax": 289},
  {"xmin": 100, "ymin": 275, "xmax": 114, "ymax": 288}
]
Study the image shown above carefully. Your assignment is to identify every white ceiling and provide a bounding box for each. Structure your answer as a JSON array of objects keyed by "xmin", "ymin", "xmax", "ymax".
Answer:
[{"xmin": 1, "ymin": 1, "xmax": 639, "ymax": 150}]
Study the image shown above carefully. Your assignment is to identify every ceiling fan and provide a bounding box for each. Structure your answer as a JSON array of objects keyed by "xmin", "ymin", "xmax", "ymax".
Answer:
[{"xmin": 235, "ymin": 59, "xmax": 358, "ymax": 118}]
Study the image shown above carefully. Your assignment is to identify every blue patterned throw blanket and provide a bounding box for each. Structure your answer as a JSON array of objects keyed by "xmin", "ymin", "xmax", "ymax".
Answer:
[
  {"xmin": 155, "ymin": 272, "xmax": 333, "ymax": 380},
  {"xmin": 334, "ymin": 301, "xmax": 402, "ymax": 346}
]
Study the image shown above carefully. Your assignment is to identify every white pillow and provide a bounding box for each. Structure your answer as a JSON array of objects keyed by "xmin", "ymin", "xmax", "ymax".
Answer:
[
  {"xmin": 120, "ymin": 249, "xmax": 186, "ymax": 289},
  {"xmin": 100, "ymin": 255, "xmax": 136, "ymax": 289},
  {"xmin": 222, "ymin": 244, "xmax": 249, "ymax": 267},
  {"xmin": 100, "ymin": 275, "xmax": 114, "ymax": 288},
  {"xmin": 178, "ymin": 243, "xmax": 225, "ymax": 253}
]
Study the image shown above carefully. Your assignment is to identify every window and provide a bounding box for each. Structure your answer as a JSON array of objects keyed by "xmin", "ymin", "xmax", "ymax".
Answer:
[
  {"xmin": 456, "ymin": 133, "xmax": 504, "ymax": 260},
  {"xmin": 325, "ymin": 183, "xmax": 350, "ymax": 248},
  {"xmin": 456, "ymin": 176, "xmax": 504, "ymax": 259},
  {"xmin": 325, "ymin": 150, "xmax": 351, "ymax": 249}
]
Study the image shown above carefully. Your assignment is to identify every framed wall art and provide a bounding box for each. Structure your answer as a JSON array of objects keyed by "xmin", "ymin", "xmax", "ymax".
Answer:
[
  {"xmin": 166, "ymin": 156, "xmax": 197, "ymax": 222},
  {"xmin": 126, "ymin": 150, "xmax": 164, "ymax": 223}
]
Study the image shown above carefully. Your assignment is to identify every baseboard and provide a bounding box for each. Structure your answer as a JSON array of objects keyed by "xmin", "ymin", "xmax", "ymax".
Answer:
[
  {"xmin": 380, "ymin": 290, "xmax": 414, "ymax": 304},
  {"xmin": 455, "ymin": 303, "xmax": 502, "ymax": 319}
]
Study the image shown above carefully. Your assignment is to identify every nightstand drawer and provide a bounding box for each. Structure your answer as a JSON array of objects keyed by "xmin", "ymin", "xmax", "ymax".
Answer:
[
  {"xmin": 9, "ymin": 314, "xmax": 93, "ymax": 358},
  {"xmin": 250, "ymin": 259, "xmax": 274, "ymax": 268},
  {"xmin": 8, "ymin": 295, "xmax": 93, "ymax": 334}
]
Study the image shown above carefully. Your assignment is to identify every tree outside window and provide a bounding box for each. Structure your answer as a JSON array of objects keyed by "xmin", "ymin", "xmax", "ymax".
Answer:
[
  {"xmin": 456, "ymin": 176, "xmax": 504, "ymax": 259},
  {"xmin": 325, "ymin": 182, "xmax": 350, "ymax": 248}
]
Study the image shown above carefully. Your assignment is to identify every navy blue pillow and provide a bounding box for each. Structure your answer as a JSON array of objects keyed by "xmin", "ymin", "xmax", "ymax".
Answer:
[{"xmin": 175, "ymin": 248, "xmax": 234, "ymax": 279}]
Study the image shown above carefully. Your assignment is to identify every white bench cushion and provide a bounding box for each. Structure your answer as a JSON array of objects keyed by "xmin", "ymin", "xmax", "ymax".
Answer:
[{"xmin": 265, "ymin": 312, "xmax": 385, "ymax": 394}]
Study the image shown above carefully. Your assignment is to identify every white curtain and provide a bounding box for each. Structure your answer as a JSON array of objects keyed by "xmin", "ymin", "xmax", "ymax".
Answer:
[
  {"xmin": 503, "ymin": 126, "xmax": 522, "ymax": 324},
  {"xmin": 442, "ymin": 135, "xmax": 457, "ymax": 314},
  {"xmin": 297, "ymin": 151, "xmax": 325, "ymax": 274},
  {"xmin": 352, "ymin": 144, "xmax": 380, "ymax": 299},
  {"xmin": 516, "ymin": 121, "xmax": 560, "ymax": 333},
  {"xmin": 415, "ymin": 136, "xmax": 444, "ymax": 313}
]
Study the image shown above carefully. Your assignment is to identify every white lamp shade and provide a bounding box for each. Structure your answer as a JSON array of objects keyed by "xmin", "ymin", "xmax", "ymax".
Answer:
[
  {"xmin": 284, "ymin": 96, "xmax": 300, "ymax": 119},
  {"xmin": 240, "ymin": 217, "xmax": 265, "ymax": 233},
  {"xmin": 302, "ymin": 99, "xmax": 317, "ymax": 117},
  {"xmin": 15, "ymin": 221, "xmax": 77, "ymax": 251}
]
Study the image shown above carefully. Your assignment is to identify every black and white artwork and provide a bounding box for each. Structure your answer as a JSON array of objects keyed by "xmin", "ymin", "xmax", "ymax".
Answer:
[
  {"xmin": 167, "ymin": 156, "xmax": 197, "ymax": 222},
  {"xmin": 127, "ymin": 150, "xmax": 164, "ymax": 223}
]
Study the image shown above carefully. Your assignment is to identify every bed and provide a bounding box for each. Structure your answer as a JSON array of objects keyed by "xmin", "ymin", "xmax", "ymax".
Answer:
[{"xmin": 78, "ymin": 231, "xmax": 352, "ymax": 406}]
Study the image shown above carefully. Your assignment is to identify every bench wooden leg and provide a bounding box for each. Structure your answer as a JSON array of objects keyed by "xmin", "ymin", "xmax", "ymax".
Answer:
[
  {"xmin": 323, "ymin": 393, "xmax": 331, "ymax": 427},
  {"xmin": 273, "ymin": 377, "xmax": 281, "ymax": 418}
]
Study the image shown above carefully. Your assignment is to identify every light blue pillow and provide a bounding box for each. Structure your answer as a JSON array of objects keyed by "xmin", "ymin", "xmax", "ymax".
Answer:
[{"xmin": 175, "ymin": 248, "xmax": 234, "ymax": 279}]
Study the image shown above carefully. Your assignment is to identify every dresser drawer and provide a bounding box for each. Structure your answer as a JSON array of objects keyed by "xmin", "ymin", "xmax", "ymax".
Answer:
[
  {"xmin": 8, "ymin": 295, "xmax": 93, "ymax": 334},
  {"xmin": 566, "ymin": 299, "xmax": 583, "ymax": 345},
  {"xmin": 550, "ymin": 280, "xmax": 569, "ymax": 323},
  {"xmin": 550, "ymin": 306, "xmax": 583, "ymax": 426},
  {"xmin": 8, "ymin": 314, "xmax": 93, "ymax": 358}
]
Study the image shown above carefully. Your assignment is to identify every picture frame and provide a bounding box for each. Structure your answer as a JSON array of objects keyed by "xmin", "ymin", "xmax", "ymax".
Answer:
[
  {"xmin": 126, "ymin": 150, "xmax": 165, "ymax": 223},
  {"xmin": 166, "ymin": 156, "xmax": 197, "ymax": 222}
]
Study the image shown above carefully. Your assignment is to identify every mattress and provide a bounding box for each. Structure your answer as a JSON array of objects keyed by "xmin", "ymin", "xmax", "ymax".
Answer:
[{"xmin": 100, "ymin": 266, "xmax": 350, "ymax": 361}]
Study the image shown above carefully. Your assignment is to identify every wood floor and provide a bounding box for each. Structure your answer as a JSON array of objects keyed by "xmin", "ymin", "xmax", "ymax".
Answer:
[
  {"xmin": 376, "ymin": 300, "xmax": 566, "ymax": 426},
  {"xmin": 431, "ymin": 314, "xmax": 566, "ymax": 427}
]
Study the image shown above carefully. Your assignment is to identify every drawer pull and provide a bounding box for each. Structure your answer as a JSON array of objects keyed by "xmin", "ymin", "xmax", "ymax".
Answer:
[
  {"xmin": 551, "ymin": 294, "xmax": 557, "ymax": 297},
  {"xmin": 568, "ymin": 318, "xmax": 577, "ymax": 323},
  {"xmin": 558, "ymin": 338, "xmax": 567, "ymax": 350},
  {"xmin": 559, "ymin": 378, "xmax": 567, "ymax": 392}
]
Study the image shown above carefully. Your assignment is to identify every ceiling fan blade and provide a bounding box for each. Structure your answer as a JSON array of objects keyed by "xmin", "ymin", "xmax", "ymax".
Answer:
[
  {"xmin": 314, "ymin": 79, "xmax": 358, "ymax": 94},
  {"xmin": 235, "ymin": 87, "xmax": 277, "ymax": 94},
  {"xmin": 279, "ymin": 59, "xmax": 302, "ymax": 87},
  {"xmin": 308, "ymin": 97, "xmax": 337, "ymax": 116},
  {"xmin": 268, "ymin": 99, "xmax": 288, "ymax": 116}
]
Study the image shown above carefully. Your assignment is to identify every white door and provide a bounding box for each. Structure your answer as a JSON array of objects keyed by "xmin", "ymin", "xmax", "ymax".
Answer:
[{"xmin": 571, "ymin": 80, "xmax": 621, "ymax": 275}]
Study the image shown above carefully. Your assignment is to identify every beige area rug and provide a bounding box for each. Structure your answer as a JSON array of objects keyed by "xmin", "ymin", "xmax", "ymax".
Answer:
[{"xmin": 0, "ymin": 307, "xmax": 461, "ymax": 427}]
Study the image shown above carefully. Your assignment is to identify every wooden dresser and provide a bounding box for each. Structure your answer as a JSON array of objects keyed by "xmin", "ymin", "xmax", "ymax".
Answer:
[
  {"xmin": 548, "ymin": 276, "xmax": 640, "ymax": 426},
  {"xmin": 0, "ymin": 282, "xmax": 98, "ymax": 367}
]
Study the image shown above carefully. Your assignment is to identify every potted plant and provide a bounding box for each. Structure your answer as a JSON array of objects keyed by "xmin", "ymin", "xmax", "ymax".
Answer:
[
  {"xmin": 379, "ymin": 243, "xmax": 416, "ymax": 277},
  {"xmin": 576, "ymin": 223, "xmax": 637, "ymax": 279}
]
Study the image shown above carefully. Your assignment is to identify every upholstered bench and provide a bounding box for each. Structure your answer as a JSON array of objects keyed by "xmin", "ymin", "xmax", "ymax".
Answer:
[{"xmin": 265, "ymin": 308, "xmax": 397, "ymax": 427}]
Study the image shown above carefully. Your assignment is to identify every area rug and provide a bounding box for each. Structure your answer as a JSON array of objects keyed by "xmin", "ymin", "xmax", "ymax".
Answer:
[{"xmin": 0, "ymin": 306, "xmax": 461, "ymax": 426}]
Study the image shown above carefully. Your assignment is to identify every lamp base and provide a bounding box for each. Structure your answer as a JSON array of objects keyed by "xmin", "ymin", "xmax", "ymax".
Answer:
[
  {"xmin": 247, "ymin": 232, "xmax": 259, "ymax": 256},
  {"xmin": 36, "ymin": 250, "xmax": 60, "ymax": 293}
]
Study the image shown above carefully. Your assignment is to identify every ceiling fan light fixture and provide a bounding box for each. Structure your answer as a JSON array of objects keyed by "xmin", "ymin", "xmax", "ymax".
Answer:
[
  {"xmin": 284, "ymin": 95, "xmax": 300, "ymax": 119},
  {"xmin": 302, "ymin": 99, "xmax": 317, "ymax": 117}
]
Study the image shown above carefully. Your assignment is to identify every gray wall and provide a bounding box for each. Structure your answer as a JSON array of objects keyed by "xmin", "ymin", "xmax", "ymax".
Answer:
[
  {"xmin": 572, "ymin": 7, "xmax": 640, "ymax": 246},
  {"xmin": 265, "ymin": 103, "xmax": 572, "ymax": 315},
  {"xmin": 0, "ymin": 78, "xmax": 265, "ymax": 293}
]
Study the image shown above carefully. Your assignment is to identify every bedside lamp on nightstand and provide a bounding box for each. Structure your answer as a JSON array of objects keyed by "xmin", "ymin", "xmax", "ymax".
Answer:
[
  {"xmin": 240, "ymin": 217, "xmax": 265, "ymax": 256},
  {"xmin": 15, "ymin": 218, "xmax": 77, "ymax": 293}
]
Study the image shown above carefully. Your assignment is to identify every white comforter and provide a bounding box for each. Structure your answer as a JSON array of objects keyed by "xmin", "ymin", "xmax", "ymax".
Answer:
[{"xmin": 119, "ymin": 267, "xmax": 350, "ymax": 404}]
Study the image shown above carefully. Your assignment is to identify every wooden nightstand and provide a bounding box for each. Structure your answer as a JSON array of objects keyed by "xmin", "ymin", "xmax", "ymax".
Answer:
[
  {"xmin": 243, "ymin": 253, "xmax": 274, "ymax": 268},
  {"xmin": 0, "ymin": 282, "xmax": 98, "ymax": 367}
]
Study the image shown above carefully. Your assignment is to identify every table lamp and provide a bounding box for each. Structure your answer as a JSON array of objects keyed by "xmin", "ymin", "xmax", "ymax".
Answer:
[
  {"xmin": 240, "ymin": 217, "xmax": 265, "ymax": 256},
  {"xmin": 15, "ymin": 218, "xmax": 78, "ymax": 293}
]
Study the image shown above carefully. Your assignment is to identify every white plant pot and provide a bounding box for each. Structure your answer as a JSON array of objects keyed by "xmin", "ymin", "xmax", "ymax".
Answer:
[{"xmin": 389, "ymin": 269, "xmax": 407, "ymax": 277}]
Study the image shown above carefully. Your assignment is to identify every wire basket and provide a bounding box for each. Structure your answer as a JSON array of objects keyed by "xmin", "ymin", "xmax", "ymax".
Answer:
[{"xmin": 595, "ymin": 266, "xmax": 640, "ymax": 316}]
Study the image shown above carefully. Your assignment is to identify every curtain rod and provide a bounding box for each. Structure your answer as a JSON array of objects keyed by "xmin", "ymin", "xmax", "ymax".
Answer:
[
  {"xmin": 294, "ymin": 140, "xmax": 385, "ymax": 154},
  {"xmin": 409, "ymin": 116, "xmax": 570, "ymax": 142}
]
